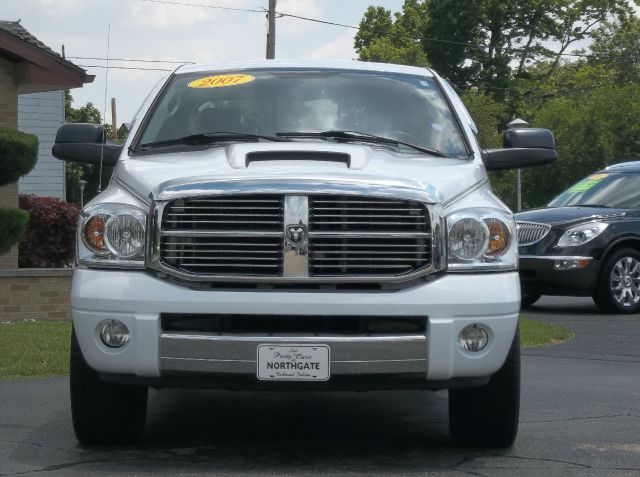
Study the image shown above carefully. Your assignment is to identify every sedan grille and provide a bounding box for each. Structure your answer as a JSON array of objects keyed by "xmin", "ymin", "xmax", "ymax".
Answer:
[
  {"xmin": 516, "ymin": 222, "xmax": 551, "ymax": 246},
  {"xmin": 157, "ymin": 194, "xmax": 433, "ymax": 282}
]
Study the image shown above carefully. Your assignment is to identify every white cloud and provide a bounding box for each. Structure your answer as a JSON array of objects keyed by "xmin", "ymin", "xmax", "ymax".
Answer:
[
  {"xmin": 277, "ymin": 0, "xmax": 322, "ymax": 18},
  {"xmin": 126, "ymin": 1, "xmax": 214, "ymax": 29},
  {"xmin": 307, "ymin": 31, "xmax": 356, "ymax": 60},
  {"xmin": 37, "ymin": 0, "xmax": 85, "ymax": 8}
]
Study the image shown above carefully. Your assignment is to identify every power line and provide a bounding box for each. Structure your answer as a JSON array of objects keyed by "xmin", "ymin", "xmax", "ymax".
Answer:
[
  {"xmin": 68, "ymin": 56, "xmax": 194, "ymax": 64},
  {"xmin": 139, "ymin": 0, "xmax": 264, "ymax": 13},
  {"xmin": 77, "ymin": 64, "xmax": 172, "ymax": 71},
  {"xmin": 276, "ymin": 12, "xmax": 358, "ymax": 30}
]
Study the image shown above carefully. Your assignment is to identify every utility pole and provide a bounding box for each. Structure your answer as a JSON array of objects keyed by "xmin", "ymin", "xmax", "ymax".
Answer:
[
  {"xmin": 266, "ymin": 0, "xmax": 276, "ymax": 59},
  {"xmin": 111, "ymin": 98, "xmax": 117, "ymax": 141}
]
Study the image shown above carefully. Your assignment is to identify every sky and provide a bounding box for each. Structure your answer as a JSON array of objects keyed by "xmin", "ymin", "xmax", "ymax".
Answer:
[{"xmin": 3, "ymin": 0, "xmax": 405, "ymax": 123}]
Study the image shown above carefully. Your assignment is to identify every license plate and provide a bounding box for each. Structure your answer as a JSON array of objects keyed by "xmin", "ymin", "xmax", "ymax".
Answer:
[{"xmin": 257, "ymin": 344, "xmax": 330, "ymax": 381}]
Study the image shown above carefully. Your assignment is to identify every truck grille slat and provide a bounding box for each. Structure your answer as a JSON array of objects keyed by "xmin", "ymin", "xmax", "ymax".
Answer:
[{"xmin": 159, "ymin": 194, "xmax": 433, "ymax": 281}]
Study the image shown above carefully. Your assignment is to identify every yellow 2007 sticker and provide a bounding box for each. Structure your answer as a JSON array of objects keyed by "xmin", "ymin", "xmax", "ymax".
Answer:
[{"xmin": 188, "ymin": 74, "xmax": 255, "ymax": 88}]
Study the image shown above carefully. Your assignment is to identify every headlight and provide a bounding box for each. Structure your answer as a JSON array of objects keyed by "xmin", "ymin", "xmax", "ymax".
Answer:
[
  {"xmin": 78, "ymin": 204, "xmax": 147, "ymax": 268},
  {"xmin": 557, "ymin": 221, "xmax": 608, "ymax": 247},
  {"xmin": 447, "ymin": 208, "xmax": 516, "ymax": 271}
]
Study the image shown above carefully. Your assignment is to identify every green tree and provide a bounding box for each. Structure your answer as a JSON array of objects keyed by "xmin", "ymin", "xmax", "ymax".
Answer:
[
  {"xmin": 590, "ymin": 16, "xmax": 640, "ymax": 84},
  {"xmin": 355, "ymin": 3, "xmax": 428, "ymax": 66},
  {"xmin": 358, "ymin": 0, "xmax": 632, "ymax": 97}
]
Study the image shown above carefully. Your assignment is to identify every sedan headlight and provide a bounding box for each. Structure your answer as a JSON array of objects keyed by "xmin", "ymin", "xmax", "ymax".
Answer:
[
  {"xmin": 447, "ymin": 208, "xmax": 517, "ymax": 271},
  {"xmin": 78, "ymin": 204, "xmax": 147, "ymax": 268},
  {"xmin": 557, "ymin": 221, "xmax": 608, "ymax": 247}
]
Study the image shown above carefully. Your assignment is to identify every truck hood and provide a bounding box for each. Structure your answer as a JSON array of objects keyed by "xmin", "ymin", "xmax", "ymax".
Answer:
[{"xmin": 114, "ymin": 142, "xmax": 486, "ymax": 204}]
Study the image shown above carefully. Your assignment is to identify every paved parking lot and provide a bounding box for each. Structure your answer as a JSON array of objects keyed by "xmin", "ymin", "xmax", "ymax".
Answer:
[{"xmin": 1, "ymin": 296, "xmax": 639, "ymax": 476}]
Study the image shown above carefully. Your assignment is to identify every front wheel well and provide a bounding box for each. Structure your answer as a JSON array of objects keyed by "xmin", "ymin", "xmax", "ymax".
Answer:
[{"xmin": 601, "ymin": 238, "xmax": 640, "ymax": 263}]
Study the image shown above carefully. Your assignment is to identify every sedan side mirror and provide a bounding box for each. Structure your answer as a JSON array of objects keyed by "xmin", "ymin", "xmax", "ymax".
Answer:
[
  {"xmin": 52, "ymin": 123, "xmax": 122, "ymax": 166},
  {"xmin": 482, "ymin": 128, "xmax": 557, "ymax": 171}
]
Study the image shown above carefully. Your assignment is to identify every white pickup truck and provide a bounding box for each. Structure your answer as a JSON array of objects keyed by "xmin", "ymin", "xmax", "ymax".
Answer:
[{"xmin": 53, "ymin": 60, "xmax": 556, "ymax": 447}]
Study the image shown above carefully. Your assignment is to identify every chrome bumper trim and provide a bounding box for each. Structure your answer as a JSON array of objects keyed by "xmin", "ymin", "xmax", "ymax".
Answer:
[
  {"xmin": 519, "ymin": 255, "xmax": 593, "ymax": 261},
  {"xmin": 160, "ymin": 333, "xmax": 428, "ymax": 376}
]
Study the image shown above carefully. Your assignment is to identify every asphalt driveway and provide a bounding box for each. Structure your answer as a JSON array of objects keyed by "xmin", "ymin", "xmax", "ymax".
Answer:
[{"xmin": 1, "ymin": 296, "xmax": 639, "ymax": 476}]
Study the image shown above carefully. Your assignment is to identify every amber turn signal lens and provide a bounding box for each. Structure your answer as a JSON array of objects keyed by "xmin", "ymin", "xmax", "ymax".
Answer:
[
  {"xmin": 484, "ymin": 218, "xmax": 510, "ymax": 256},
  {"xmin": 84, "ymin": 215, "xmax": 108, "ymax": 253}
]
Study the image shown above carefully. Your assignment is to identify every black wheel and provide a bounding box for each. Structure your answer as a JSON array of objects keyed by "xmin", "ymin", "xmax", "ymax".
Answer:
[
  {"xmin": 70, "ymin": 327, "xmax": 148, "ymax": 446},
  {"xmin": 449, "ymin": 327, "xmax": 520, "ymax": 448},
  {"xmin": 521, "ymin": 292, "xmax": 541, "ymax": 308},
  {"xmin": 593, "ymin": 248, "xmax": 640, "ymax": 314}
]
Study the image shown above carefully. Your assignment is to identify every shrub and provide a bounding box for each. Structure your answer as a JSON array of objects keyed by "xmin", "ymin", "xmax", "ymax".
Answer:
[
  {"xmin": 0, "ymin": 208, "xmax": 29, "ymax": 255},
  {"xmin": 0, "ymin": 127, "xmax": 38, "ymax": 186},
  {"xmin": 18, "ymin": 195, "xmax": 80, "ymax": 268}
]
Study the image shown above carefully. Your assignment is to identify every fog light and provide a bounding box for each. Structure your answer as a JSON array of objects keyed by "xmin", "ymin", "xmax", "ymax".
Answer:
[
  {"xmin": 459, "ymin": 324, "xmax": 489, "ymax": 352},
  {"xmin": 98, "ymin": 320, "xmax": 130, "ymax": 348},
  {"xmin": 554, "ymin": 259, "xmax": 590, "ymax": 271}
]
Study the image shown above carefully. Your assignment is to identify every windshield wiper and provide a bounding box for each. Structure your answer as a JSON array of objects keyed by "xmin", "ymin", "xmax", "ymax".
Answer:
[
  {"xmin": 140, "ymin": 131, "xmax": 285, "ymax": 149},
  {"xmin": 276, "ymin": 130, "xmax": 450, "ymax": 158}
]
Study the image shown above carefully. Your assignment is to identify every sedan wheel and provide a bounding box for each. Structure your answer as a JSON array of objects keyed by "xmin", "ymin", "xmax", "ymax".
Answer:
[
  {"xmin": 610, "ymin": 256, "xmax": 640, "ymax": 308},
  {"xmin": 594, "ymin": 248, "xmax": 640, "ymax": 314}
]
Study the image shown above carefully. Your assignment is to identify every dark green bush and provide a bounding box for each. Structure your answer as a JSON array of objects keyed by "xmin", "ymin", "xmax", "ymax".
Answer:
[
  {"xmin": 18, "ymin": 195, "xmax": 80, "ymax": 268},
  {"xmin": 0, "ymin": 208, "xmax": 29, "ymax": 255},
  {"xmin": 0, "ymin": 127, "xmax": 38, "ymax": 187}
]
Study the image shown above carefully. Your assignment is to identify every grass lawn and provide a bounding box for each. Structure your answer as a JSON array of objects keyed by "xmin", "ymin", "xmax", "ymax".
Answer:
[
  {"xmin": 0, "ymin": 321, "xmax": 71, "ymax": 380},
  {"xmin": 520, "ymin": 317, "xmax": 574, "ymax": 348},
  {"xmin": 0, "ymin": 318, "xmax": 573, "ymax": 380}
]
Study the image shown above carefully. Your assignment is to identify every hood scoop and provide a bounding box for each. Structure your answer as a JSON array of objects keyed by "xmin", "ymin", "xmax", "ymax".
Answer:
[
  {"xmin": 245, "ymin": 150, "xmax": 351, "ymax": 168},
  {"xmin": 225, "ymin": 143, "xmax": 370, "ymax": 170}
]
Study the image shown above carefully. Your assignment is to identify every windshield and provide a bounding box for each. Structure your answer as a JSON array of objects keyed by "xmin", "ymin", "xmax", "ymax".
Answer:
[
  {"xmin": 136, "ymin": 68, "xmax": 468, "ymax": 157},
  {"xmin": 548, "ymin": 172, "xmax": 640, "ymax": 209}
]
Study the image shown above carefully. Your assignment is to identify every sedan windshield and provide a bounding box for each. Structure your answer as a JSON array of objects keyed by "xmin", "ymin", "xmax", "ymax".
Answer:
[
  {"xmin": 548, "ymin": 172, "xmax": 640, "ymax": 209},
  {"xmin": 136, "ymin": 69, "xmax": 468, "ymax": 157}
]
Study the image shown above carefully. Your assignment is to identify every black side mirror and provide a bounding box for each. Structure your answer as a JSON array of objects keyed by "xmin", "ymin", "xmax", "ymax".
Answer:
[
  {"xmin": 52, "ymin": 124, "xmax": 122, "ymax": 166},
  {"xmin": 482, "ymin": 128, "xmax": 557, "ymax": 171}
]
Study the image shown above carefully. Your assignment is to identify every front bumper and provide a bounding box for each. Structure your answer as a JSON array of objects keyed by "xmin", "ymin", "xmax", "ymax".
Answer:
[
  {"xmin": 71, "ymin": 269, "xmax": 520, "ymax": 387},
  {"xmin": 519, "ymin": 255, "xmax": 600, "ymax": 296}
]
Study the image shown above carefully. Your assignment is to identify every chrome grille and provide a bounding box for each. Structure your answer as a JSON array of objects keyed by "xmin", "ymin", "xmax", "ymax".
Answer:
[
  {"xmin": 308, "ymin": 195, "xmax": 431, "ymax": 276},
  {"xmin": 157, "ymin": 194, "xmax": 433, "ymax": 281},
  {"xmin": 309, "ymin": 197, "xmax": 428, "ymax": 232},
  {"xmin": 163, "ymin": 196, "xmax": 283, "ymax": 231},
  {"xmin": 160, "ymin": 195, "xmax": 283, "ymax": 276},
  {"xmin": 516, "ymin": 222, "xmax": 551, "ymax": 246}
]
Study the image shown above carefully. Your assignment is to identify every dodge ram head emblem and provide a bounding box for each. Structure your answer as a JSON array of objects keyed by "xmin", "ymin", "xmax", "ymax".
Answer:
[{"xmin": 286, "ymin": 224, "xmax": 306, "ymax": 245}]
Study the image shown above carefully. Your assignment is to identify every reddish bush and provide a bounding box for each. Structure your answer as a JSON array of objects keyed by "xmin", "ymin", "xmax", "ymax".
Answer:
[{"xmin": 18, "ymin": 195, "xmax": 80, "ymax": 268}]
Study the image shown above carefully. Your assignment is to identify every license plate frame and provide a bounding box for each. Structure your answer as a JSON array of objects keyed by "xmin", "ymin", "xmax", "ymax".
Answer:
[{"xmin": 257, "ymin": 344, "xmax": 330, "ymax": 381}]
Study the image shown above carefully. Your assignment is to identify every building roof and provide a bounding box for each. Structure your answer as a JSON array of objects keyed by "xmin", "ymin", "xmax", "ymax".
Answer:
[
  {"xmin": 0, "ymin": 20, "xmax": 93, "ymax": 93},
  {"xmin": 0, "ymin": 20, "xmax": 60, "ymax": 58}
]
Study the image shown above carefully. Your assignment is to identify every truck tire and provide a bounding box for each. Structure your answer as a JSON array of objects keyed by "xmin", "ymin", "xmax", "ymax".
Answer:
[
  {"xmin": 593, "ymin": 248, "xmax": 640, "ymax": 314},
  {"xmin": 448, "ymin": 327, "xmax": 520, "ymax": 448},
  {"xmin": 70, "ymin": 327, "xmax": 148, "ymax": 446}
]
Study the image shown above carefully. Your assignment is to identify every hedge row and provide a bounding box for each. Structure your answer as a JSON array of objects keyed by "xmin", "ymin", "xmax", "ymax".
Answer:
[{"xmin": 18, "ymin": 195, "xmax": 80, "ymax": 268}]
